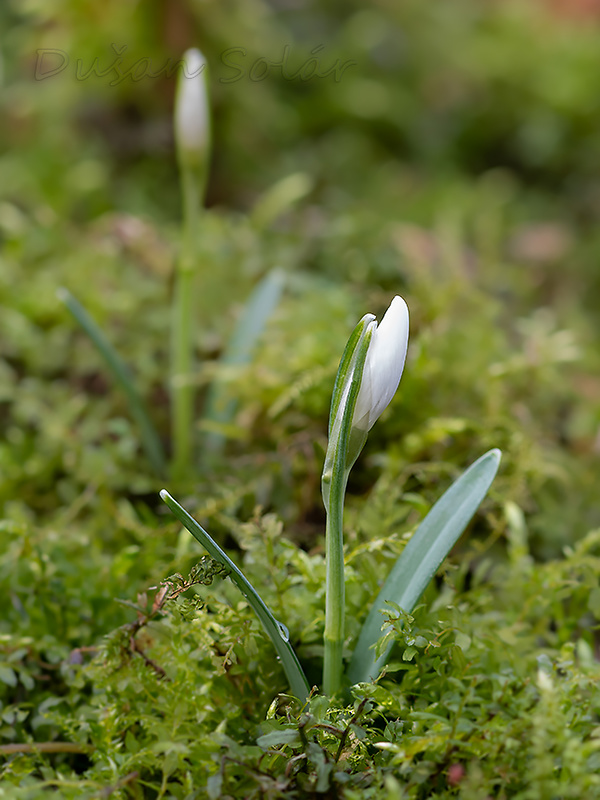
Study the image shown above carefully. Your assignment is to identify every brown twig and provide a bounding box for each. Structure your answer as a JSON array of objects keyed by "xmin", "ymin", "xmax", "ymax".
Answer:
[
  {"xmin": 99, "ymin": 770, "xmax": 139, "ymax": 798},
  {"xmin": 112, "ymin": 586, "xmax": 172, "ymax": 680},
  {"xmin": 129, "ymin": 635, "xmax": 169, "ymax": 680},
  {"xmin": 335, "ymin": 698, "xmax": 369, "ymax": 762}
]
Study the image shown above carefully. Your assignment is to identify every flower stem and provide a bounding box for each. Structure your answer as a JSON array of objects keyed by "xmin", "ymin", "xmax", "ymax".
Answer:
[
  {"xmin": 171, "ymin": 165, "xmax": 201, "ymax": 480},
  {"xmin": 323, "ymin": 465, "xmax": 348, "ymax": 696},
  {"xmin": 321, "ymin": 316, "xmax": 373, "ymax": 695}
]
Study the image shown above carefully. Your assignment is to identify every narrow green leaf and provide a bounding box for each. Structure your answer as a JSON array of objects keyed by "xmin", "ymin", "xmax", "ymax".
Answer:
[
  {"xmin": 327, "ymin": 313, "xmax": 374, "ymax": 439},
  {"xmin": 203, "ymin": 269, "xmax": 285, "ymax": 454},
  {"xmin": 347, "ymin": 448, "xmax": 501, "ymax": 685},
  {"xmin": 256, "ymin": 729, "xmax": 301, "ymax": 748},
  {"xmin": 159, "ymin": 489, "xmax": 310, "ymax": 702},
  {"xmin": 206, "ymin": 772, "xmax": 223, "ymax": 800},
  {"xmin": 58, "ymin": 288, "xmax": 166, "ymax": 478},
  {"xmin": 250, "ymin": 172, "xmax": 313, "ymax": 229}
]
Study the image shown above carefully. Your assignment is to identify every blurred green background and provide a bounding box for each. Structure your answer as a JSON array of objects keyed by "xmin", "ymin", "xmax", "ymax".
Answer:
[{"xmin": 2, "ymin": 0, "xmax": 599, "ymax": 548}]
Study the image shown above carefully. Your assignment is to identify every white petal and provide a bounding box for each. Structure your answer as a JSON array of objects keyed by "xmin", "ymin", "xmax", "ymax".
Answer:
[
  {"xmin": 352, "ymin": 295, "xmax": 409, "ymax": 431},
  {"xmin": 351, "ymin": 321, "xmax": 377, "ymax": 431},
  {"xmin": 175, "ymin": 49, "xmax": 209, "ymax": 157}
]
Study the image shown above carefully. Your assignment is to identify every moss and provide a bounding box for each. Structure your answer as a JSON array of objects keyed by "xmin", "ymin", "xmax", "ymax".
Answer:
[{"xmin": 2, "ymin": 0, "xmax": 600, "ymax": 795}]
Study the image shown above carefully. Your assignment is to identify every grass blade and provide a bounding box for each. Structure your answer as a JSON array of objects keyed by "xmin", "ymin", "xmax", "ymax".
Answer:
[
  {"xmin": 159, "ymin": 489, "xmax": 310, "ymax": 701},
  {"xmin": 202, "ymin": 269, "xmax": 285, "ymax": 455},
  {"xmin": 250, "ymin": 172, "xmax": 313, "ymax": 229},
  {"xmin": 347, "ymin": 448, "xmax": 501, "ymax": 685},
  {"xmin": 58, "ymin": 288, "xmax": 166, "ymax": 478}
]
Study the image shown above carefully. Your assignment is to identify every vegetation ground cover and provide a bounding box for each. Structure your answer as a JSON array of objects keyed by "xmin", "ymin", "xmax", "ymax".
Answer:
[{"xmin": 1, "ymin": 1, "xmax": 600, "ymax": 797}]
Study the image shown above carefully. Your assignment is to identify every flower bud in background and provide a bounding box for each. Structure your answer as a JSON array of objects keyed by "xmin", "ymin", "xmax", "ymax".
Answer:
[
  {"xmin": 351, "ymin": 295, "xmax": 409, "ymax": 431},
  {"xmin": 174, "ymin": 48, "xmax": 210, "ymax": 166},
  {"xmin": 171, "ymin": 48, "xmax": 211, "ymax": 479}
]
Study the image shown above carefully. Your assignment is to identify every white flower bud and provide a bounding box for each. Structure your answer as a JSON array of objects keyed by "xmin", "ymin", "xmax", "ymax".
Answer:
[
  {"xmin": 174, "ymin": 48, "xmax": 209, "ymax": 162},
  {"xmin": 352, "ymin": 295, "xmax": 409, "ymax": 431}
]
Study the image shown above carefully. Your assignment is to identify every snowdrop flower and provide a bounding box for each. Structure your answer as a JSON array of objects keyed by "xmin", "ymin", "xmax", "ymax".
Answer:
[
  {"xmin": 352, "ymin": 295, "xmax": 409, "ymax": 431},
  {"xmin": 174, "ymin": 48, "xmax": 209, "ymax": 163}
]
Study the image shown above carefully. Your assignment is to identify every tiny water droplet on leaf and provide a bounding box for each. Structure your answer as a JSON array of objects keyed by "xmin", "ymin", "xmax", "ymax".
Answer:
[{"xmin": 277, "ymin": 621, "xmax": 290, "ymax": 642}]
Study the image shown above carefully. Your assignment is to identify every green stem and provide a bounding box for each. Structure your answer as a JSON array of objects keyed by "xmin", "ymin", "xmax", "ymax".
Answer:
[
  {"xmin": 321, "ymin": 318, "xmax": 373, "ymax": 695},
  {"xmin": 171, "ymin": 165, "xmax": 201, "ymax": 481},
  {"xmin": 323, "ymin": 467, "xmax": 348, "ymax": 696}
]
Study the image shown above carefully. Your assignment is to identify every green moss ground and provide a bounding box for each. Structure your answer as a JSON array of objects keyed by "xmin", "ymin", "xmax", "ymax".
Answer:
[{"xmin": 1, "ymin": 1, "xmax": 600, "ymax": 796}]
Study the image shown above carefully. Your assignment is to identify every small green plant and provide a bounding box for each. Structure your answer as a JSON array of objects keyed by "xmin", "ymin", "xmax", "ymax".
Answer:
[
  {"xmin": 161, "ymin": 296, "xmax": 501, "ymax": 698},
  {"xmin": 170, "ymin": 47, "xmax": 211, "ymax": 480},
  {"xmin": 57, "ymin": 48, "xmax": 283, "ymax": 482}
]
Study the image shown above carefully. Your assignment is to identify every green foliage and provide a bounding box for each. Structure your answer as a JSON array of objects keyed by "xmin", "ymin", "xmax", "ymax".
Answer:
[
  {"xmin": 160, "ymin": 490, "xmax": 310, "ymax": 700},
  {"xmin": 3, "ymin": 511, "xmax": 600, "ymax": 796},
  {"xmin": 2, "ymin": 0, "xmax": 600, "ymax": 795},
  {"xmin": 349, "ymin": 448, "xmax": 501, "ymax": 684}
]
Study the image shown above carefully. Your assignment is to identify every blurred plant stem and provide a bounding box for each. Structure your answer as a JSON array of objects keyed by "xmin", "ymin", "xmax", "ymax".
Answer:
[
  {"xmin": 171, "ymin": 48, "xmax": 210, "ymax": 481},
  {"xmin": 171, "ymin": 164, "xmax": 204, "ymax": 481}
]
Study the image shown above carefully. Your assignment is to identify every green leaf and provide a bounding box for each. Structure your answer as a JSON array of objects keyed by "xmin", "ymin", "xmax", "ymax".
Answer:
[
  {"xmin": 0, "ymin": 665, "xmax": 17, "ymax": 687},
  {"xmin": 203, "ymin": 269, "xmax": 285, "ymax": 455},
  {"xmin": 450, "ymin": 644, "xmax": 468, "ymax": 671},
  {"xmin": 256, "ymin": 728, "xmax": 301, "ymax": 748},
  {"xmin": 347, "ymin": 448, "xmax": 501, "ymax": 684},
  {"xmin": 58, "ymin": 288, "xmax": 166, "ymax": 478},
  {"xmin": 159, "ymin": 489, "xmax": 310, "ymax": 702},
  {"xmin": 587, "ymin": 586, "xmax": 600, "ymax": 618},
  {"xmin": 206, "ymin": 772, "xmax": 223, "ymax": 800},
  {"xmin": 402, "ymin": 646, "xmax": 417, "ymax": 662},
  {"xmin": 250, "ymin": 172, "xmax": 313, "ymax": 228}
]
